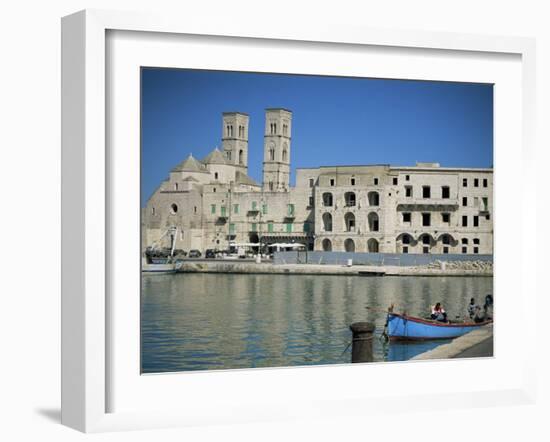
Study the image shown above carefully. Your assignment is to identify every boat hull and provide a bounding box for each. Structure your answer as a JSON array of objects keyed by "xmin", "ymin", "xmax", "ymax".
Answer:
[
  {"xmin": 387, "ymin": 313, "xmax": 491, "ymax": 341},
  {"xmin": 141, "ymin": 260, "xmax": 183, "ymax": 274}
]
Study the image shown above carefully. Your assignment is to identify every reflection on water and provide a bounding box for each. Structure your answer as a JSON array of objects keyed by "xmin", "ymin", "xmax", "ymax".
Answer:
[{"xmin": 141, "ymin": 274, "xmax": 493, "ymax": 373}]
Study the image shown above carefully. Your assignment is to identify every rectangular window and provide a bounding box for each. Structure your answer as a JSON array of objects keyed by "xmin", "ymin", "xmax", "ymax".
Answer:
[
  {"xmin": 442, "ymin": 213, "xmax": 450, "ymax": 223},
  {"xmin": 441, "ymin": 186, "xmax": 450, "ymax": 199},
  {"xmin": 483, "ymin": 178, "xmax": 488, "ymax": 188},
  {"xmin": 422, "ymin": 213, "xmax": 431, "ymax": 226},
  {"xmin": 474, "ymin": 197, "xmax": 479, "ymax": 207},
  {"xmin": 252, "ymin": 201, "xmax": 257, "ymax": 210},
  {"xmin": 229, "ymin": 223, "xmax": 235, "ymax": 234},
  {"xmin": 286, "ymin": 223, "xmax": 293, "ymax": 233},
  {"xmin": 303, "ymin": 223, "xmax": 310, "ymax": 233},
  {"xmin": 462, "ymin": 246, "xmax": 467, "ymax": 254},
  {"xmin": 462, "ymin": 238, "xmax": 468, "ymax": 245},
  {"xmin": 233, "ymin": 204, "xmax": 239, "ymax": 214},
  {"xmin": 211, "ymin": 204, "xmax": 216, "ymax": 214},
  {"xmin": 405, "ymin": 175, "xmax": 410, "ymax": 181},
  {"xmin": 309, "ymin": 178, "xmax": 314, "ymax": 187},
  {"xmin": 423, "ymin": 246, "xmax": 429, "ymax": 254},
  {"xmin": 474, "ymin": 178, "xmax": 479, "ymax": 187},
  {"xmin": 422, "ymin": 186, "xmax": 431, "ymax": 198},
  {"xmin": 393, "ymin": 177, "xmax": 398, "ymax": 185},
  {"xmin": 463, "ymin": 178, "xmax": 468, "ymax": 187},
  {"xmin": 443, "ymin": 247, "xmax": 449, "ymax": 254},
  {"xmin": 482, "ymin": 197, "xmax": 488, "ymax": 211},
  {"xmin": 486, "ymin": 214, "xmax": 491, "ymax": 220},
  {"xmin": 220, "ymin": 206, "xmax": 226, "ymax": 217},
  {"xmin": 402, "ymin": 246, "xmax": 409, "ymax": 254},
  {"xmin": 462, "ymin": 197, "xmax": 468, "ymax": 207},
  {"xmin": 351, "ymin": 178, "xmax": 356, "ymax": 186},
  {"xmin": 262, "ymin": 204, "xmax": 268, "ymax": 215},
  {"xmin": 308, "ymin": 196, "xmax": 314, "ymax": 207},
  {"xmin": 474, "ymin": 247, "xmax": 479, "ymax": 254},
  {"xmin": 267, "ymin": 222, "xmax": 274, "ymax": 233},
  {"xmin": 403, "ymin": 212, "xmax": 411, "ymax": 223},
  {"xmin": 374, "ymin": 177, "xmax": 379, "ymax": 185},
  {"xmin": 330, "ymin": 178, "xmax": 335, "ymax": 187},
  {"xmin": 473, "ymin": 216, "xmax": 479, "ymax": 227},
  {"xmin": 288, "ymin": 204, "xmax": 295, "ymax": 216},
  {"xmin": 251, "ymin": 223, "xmax": 257, "ymax": 232},
  {"xmin": 405, "ymin": 186, "xmax": 412, "ymax": 197},
  {"xmin": 194, "ymin": 206, "xmax": 197, "ymax": 213},
  {"xmin": 462, "ymin": 215, "xmax": 468, "ymax": 227}
]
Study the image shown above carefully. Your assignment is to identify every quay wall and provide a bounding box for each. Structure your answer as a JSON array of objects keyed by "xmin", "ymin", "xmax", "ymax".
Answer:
[
  {"xmin": 273, "ymin": 251, "xmax": 493, "ymax": 266},
  {"xmin": 175, "ymin": 261, "xmax": 492, "ymax": 276}
]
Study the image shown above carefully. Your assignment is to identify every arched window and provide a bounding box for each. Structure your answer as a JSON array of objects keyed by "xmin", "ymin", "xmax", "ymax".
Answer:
[
  {"xmin": 344, "ymin": 192, "xmax": 356, "ymax": 207},
  {"xmin": 368, "ymin": 212, "xmax": 379, "ymax": 232},
  {"xmin": 344, "ymin": 212, "xmax": 356, "ymax": 232},
  {"xmin": 174, "ymin": 183, "xmax": 179, "ymax": 191},
  {"xmin": 368, "ymin": 191, "xmax": 380, "ymax": 206},
  {"xmin": 367, "ymin": 238, "xmax": 379, "ymax": 253},
  {"xmin": 239, "ymin": 150, "xmax": 244, "ymax": 165},
  {"xmin": 322, "ymin": 213, "xmax": 333, "ymax": 232},
  {"xmin": 420, "ymin": 234, "xmax": 433, "ymax": 245},
  {"xmin": 322, "ymin": 238, "xmax": 332, "ymax": 251},
  {"xmin": 344, "ymin": 238, "xmax": 355, "ymax": 253},
  {"xmin": 322, "ymin": 192, "xmax": 333, "ymax": 207},
  {"xmin": 170, "ymin": 203, "xmax": 178, "ymax": 214},
  {"xmin": 282, "ymin": 148, "xmax": 287, "ymax": 162},
  {"xmin": 269, "ymin": 148, "xmax": 275, "ymax": 161},
  {"xmin": 226, "ymin": 151, "xmax": 232, "ymax": 161},
  {"xmin": 214, "ymin": 172, "xmax": 219, "ymax": 180}
]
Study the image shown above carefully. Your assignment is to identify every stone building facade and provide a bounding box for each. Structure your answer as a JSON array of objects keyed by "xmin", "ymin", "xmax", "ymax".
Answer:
[{"xmin": 143, "ymin": 109, "xmax": 493, "ymax": 255}]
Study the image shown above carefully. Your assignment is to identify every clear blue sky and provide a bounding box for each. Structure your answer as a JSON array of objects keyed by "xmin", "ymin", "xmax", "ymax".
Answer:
[{"xmin": 141, "ymin": 68, "xmax": 493, "ymax": 206}]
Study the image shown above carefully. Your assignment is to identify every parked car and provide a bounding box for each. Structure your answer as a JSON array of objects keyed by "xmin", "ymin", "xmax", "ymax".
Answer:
[
  {"xmin": 205, "ymin": 249, "xmax": 216, "ymax": 259},
  {"xmin": 188, "ymin": 249, "xmax": 202, "ymax": 258}
]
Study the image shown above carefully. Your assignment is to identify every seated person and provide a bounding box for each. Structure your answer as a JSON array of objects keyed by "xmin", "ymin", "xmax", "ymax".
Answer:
[
  {"xmin": 431, "ymin": 302, "xmax": 448, "ymax": 322},
  {"xmin": 467, "ymin": 298, "xmax": 478, "ymax": 319},
  {"xmin": 473, "ymin": 305, "xmax": 487, "ymax": 323},
  {"xmin": 483, "ymin": 294, "xmax": 494, "ymax": 320}
]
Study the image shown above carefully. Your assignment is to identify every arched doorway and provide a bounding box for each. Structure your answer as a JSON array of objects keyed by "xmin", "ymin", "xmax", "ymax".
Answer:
[
  {"xmin": 368, "ymin": 191, "xmax": 380, "ymax": 206},
  {"xmin": 344, "ymin": 238, "xmax": 355, "ymax": 253},
  {"xmin": 344, "ymin": 192, "xmax": 356, "ymax": 207},
  {"xmin": 344, "ymin": 212, "xmax": 356, "ymax": 232},
  {"xmin": 322, "ymin": 213, "xmax": 333, "ymax": 231},
  {"xmin": 367, "ymin": 212, "xmax": 379, "ymax": 232},
  {"xmin": 322, "ymin": 238, "xmax": 332, "ymax": 251},
  {"xmin": 367, "ymin": 238, "xmax": 379, "ymax": 253}
]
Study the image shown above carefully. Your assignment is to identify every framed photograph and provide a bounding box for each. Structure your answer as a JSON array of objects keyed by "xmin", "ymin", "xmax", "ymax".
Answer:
[{"xmin": 61, "ymin": 9, "xmax": 537, "ymax": 432}]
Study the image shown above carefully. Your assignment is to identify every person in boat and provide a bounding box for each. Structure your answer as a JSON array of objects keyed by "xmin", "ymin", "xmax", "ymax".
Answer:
[
  {"xmin": 467, "ymin": 298, "xmax": 478, "ymax": 319},
  {"xmin": 431, "ymin": 302, "xmax": 448, "ymax": 322},
  {"xmin": 483, "ymin": 294, "xmax": 494, "ymax": 320},
  {"xmin": 473, "ymin": 305, "xmax": 487, "ymax": 323}
]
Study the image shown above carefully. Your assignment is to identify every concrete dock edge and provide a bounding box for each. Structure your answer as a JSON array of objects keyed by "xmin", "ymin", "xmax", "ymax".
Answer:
[{"xmin": 411, "ymin": 324, "xmax": 493, "ymax": 360}]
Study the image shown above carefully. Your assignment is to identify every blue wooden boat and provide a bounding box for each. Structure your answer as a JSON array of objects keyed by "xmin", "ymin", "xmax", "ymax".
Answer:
[{"xmin": 387, "ymin": 312, "xmax": 492, "ymax": 341}]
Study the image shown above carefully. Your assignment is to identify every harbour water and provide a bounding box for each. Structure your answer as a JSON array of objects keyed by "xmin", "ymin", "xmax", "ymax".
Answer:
[{"xmin": 141, "ymin": 273, "xmax": 493, "ymax": 373}]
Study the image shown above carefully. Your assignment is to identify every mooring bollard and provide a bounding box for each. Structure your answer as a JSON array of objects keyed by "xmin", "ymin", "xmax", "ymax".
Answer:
[{"xmin": 349, "ymin": 322, "xmax": 375, "ymax": 363}]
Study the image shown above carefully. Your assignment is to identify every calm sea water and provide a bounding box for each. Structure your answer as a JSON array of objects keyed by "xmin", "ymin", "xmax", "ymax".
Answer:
[{"xmin": 141, "ymin": 273, "xmax": 493, "ymax": 373}]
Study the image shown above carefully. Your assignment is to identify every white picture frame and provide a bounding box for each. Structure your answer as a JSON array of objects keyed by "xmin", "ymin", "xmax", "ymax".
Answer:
[{"xmin": 61, "ymin": 9, "xmax": 537, "ymax": 433}]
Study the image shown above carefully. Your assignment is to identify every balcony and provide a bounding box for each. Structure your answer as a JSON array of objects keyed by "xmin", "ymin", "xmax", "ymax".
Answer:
[{"xmin": 397, "ymin": 198, "xmax": 458, "ymax": 211}]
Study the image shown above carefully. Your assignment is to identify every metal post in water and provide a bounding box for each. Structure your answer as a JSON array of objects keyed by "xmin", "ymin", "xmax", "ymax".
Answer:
[{"xmin": 349, "ymin": 322, "xmax": 375, "ymax": 363}]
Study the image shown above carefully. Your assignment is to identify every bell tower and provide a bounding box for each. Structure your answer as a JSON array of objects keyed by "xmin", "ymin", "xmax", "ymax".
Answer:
[
  {"xmin": 262, "ymin": 108, "xmax": 292, "ymax": 192},
  {"xmin": 221, "ymin": 112, "xmax": 249, "ymax": 174}
]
